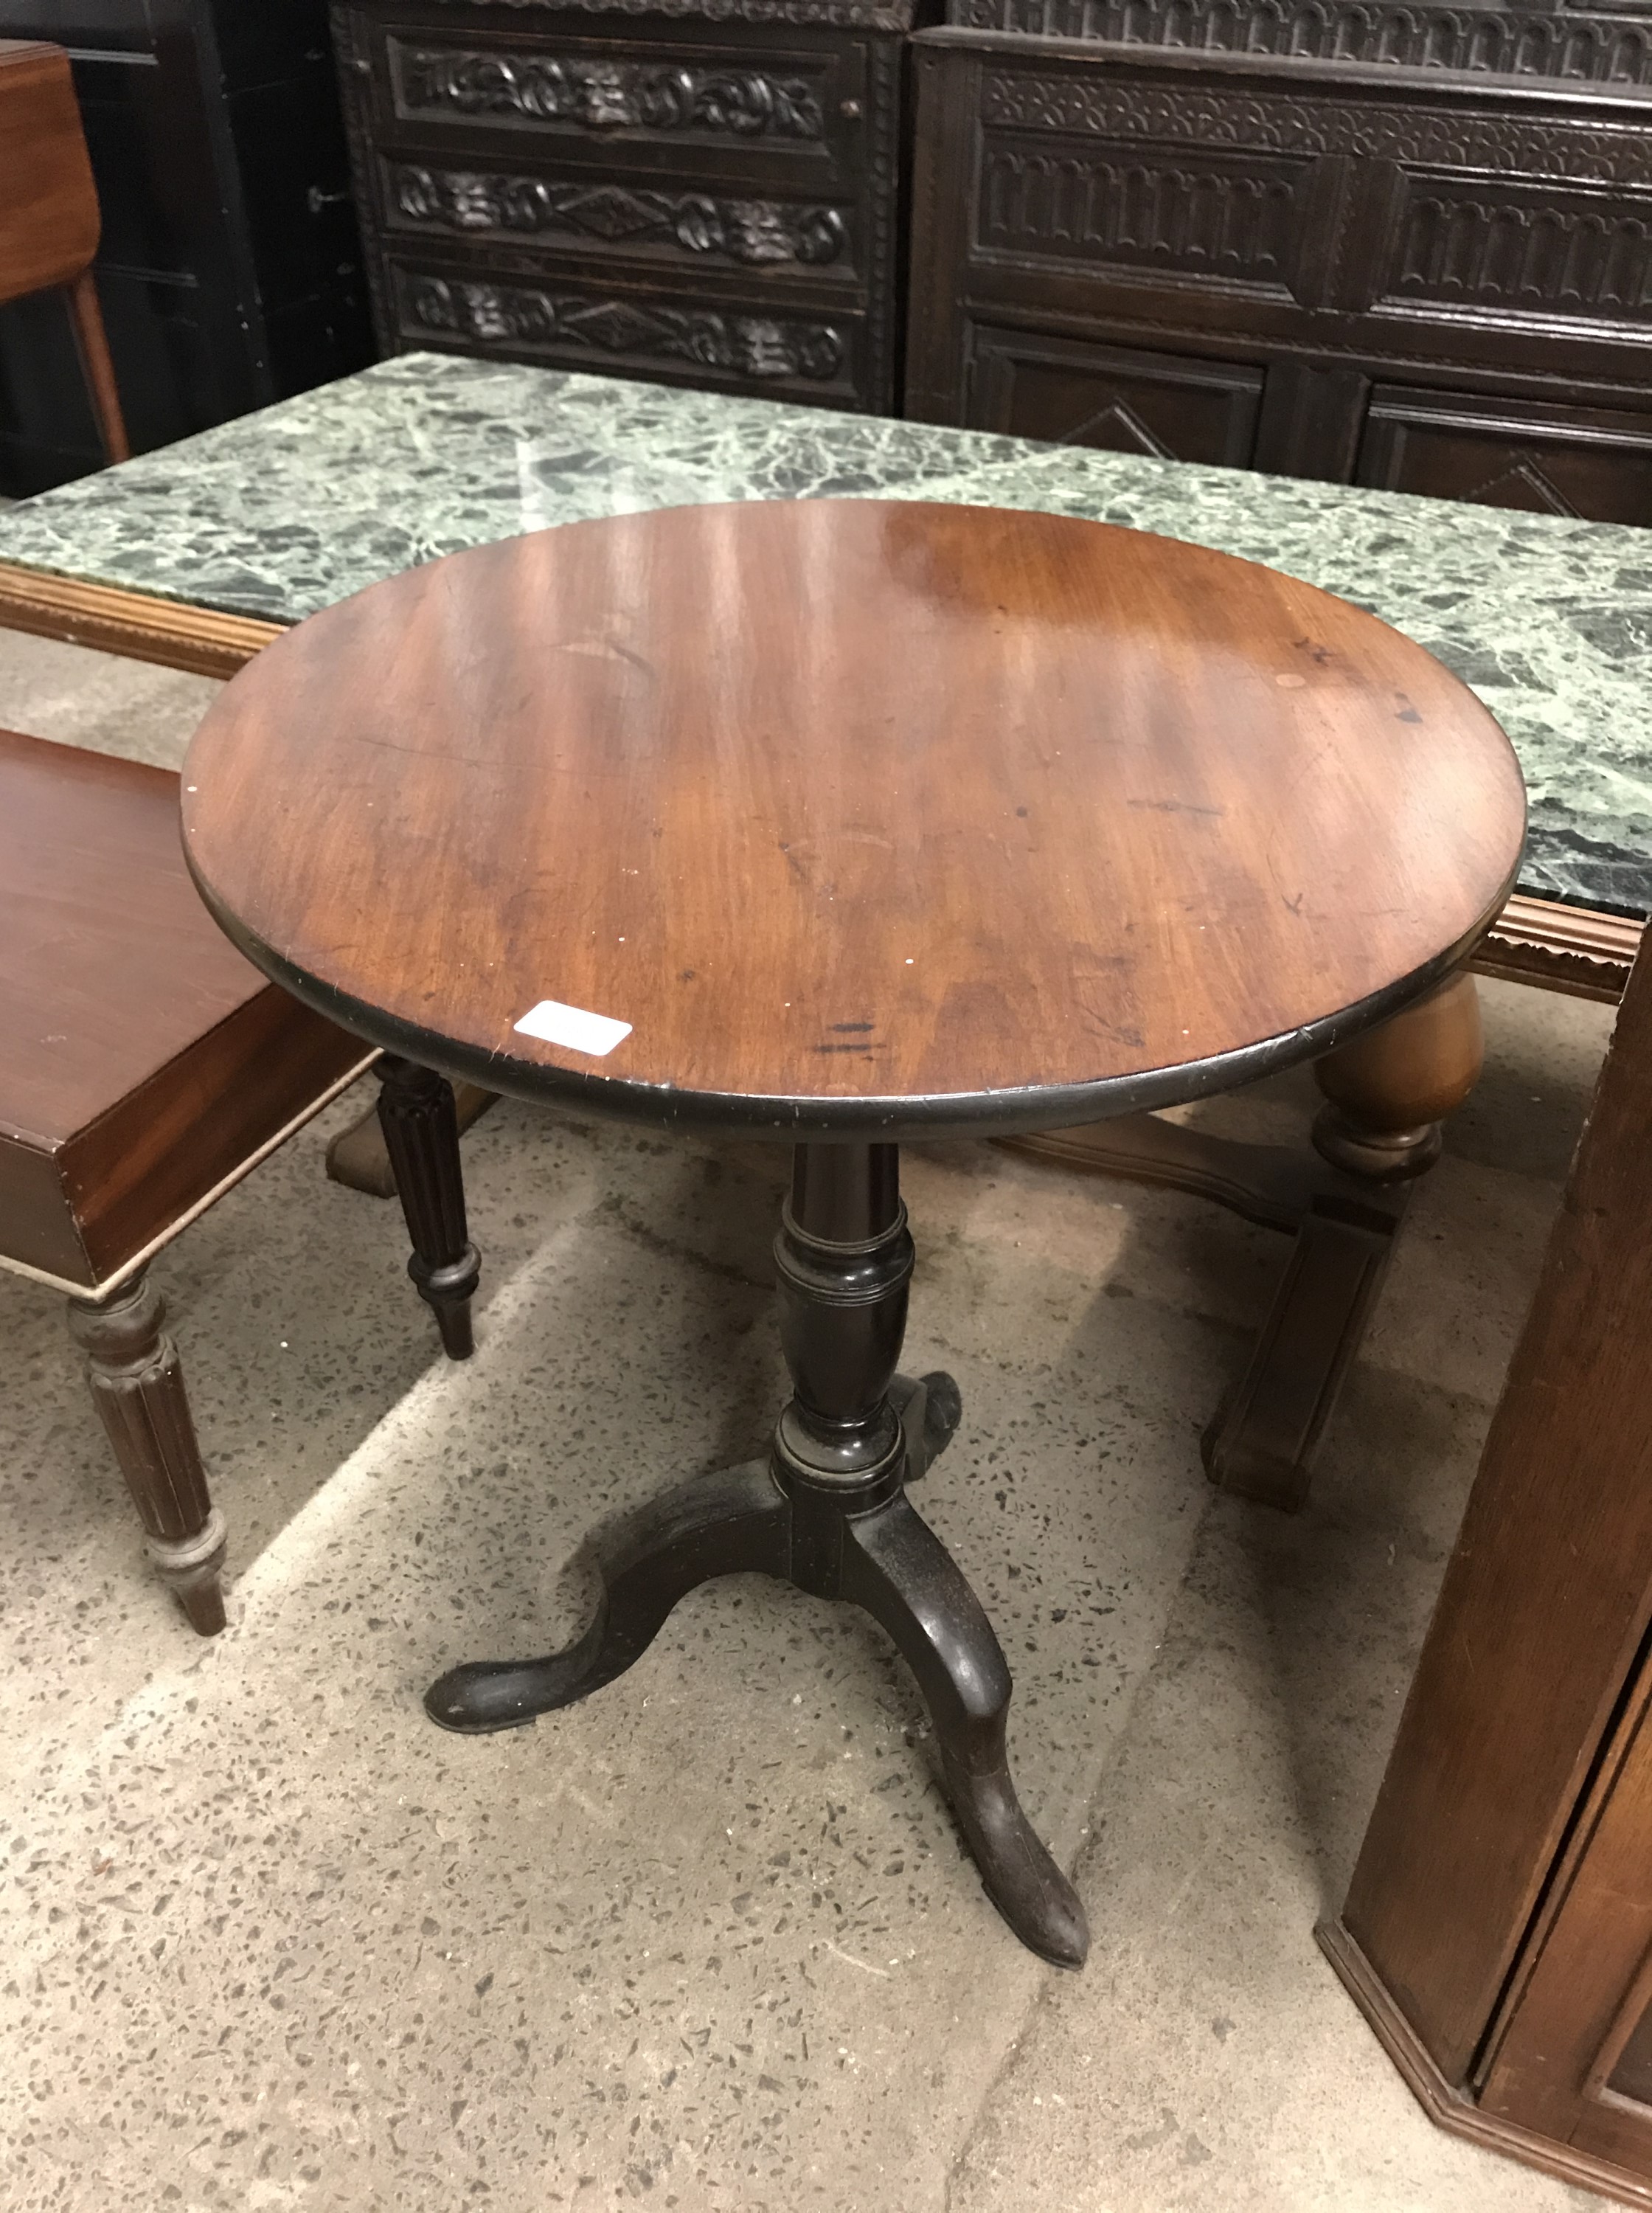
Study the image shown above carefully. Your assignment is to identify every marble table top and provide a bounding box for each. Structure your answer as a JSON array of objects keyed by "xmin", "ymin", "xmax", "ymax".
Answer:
[{"xmin": 1, "ymin": 352, "xmax": 1648, "ymax": 915}]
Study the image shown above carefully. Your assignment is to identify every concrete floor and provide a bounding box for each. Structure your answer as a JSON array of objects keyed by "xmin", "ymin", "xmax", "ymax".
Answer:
[{"xmin": 0, "ymin": 631, "xmax": 1615, "ymax": 2212}]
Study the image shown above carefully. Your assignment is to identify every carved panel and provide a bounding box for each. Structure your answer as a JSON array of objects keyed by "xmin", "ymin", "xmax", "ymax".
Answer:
[
  {"xmin": 1356, "ymin": 385, "xmax": 1652, "ymax": 524},
  {"xmin": 392, "ymin": 40, "xmax": 825, "ymax": 140},
  {"xmin": 396, "ymin": 269, "xmax": 848, "ymax": 381},
  {"xmin": 952, "ymin": 0, "xmax": 1652, "ymax": 86},
  {"xmin": 979, "ymin": 142, "xmax": 1305, "ymax": 290},
  {"xmin": 970, "ymin": 325, "xmax": 1263, "ymax": 465},
  {"xmin": 404, "ymin": 0, "xmax": 917, "ymax": 24},
  {"xmin": 1386, "ymin": 184, "xmax": 1652, "ymax": 322},
  {"xmin": 387, "ymin": 160, "xmax": 850, "ymax": 269},
  {"xmin": 979, "ymin": 71, "xmax": 1652, "ymax": 188}
]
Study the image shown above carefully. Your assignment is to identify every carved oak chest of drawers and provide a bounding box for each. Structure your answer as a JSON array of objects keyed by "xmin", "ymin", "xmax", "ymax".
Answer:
[
  {"xmin": 333, "ymin": 0, "xmax": 926, "ymax": 412},
  {"xmin": 905, "ymin": 7, "xmax": 1652, "ymax": 521}
]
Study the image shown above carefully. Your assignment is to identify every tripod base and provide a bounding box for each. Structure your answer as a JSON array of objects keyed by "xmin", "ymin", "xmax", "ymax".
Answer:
[{"xmin": 426, "ymin": 1371, "xmax": 1087, "ymax": 1969}]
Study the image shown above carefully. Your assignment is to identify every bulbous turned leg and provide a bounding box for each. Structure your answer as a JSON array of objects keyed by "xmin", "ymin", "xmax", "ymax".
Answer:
[
  {"xmin": 67, "ymin": 1271, "xmax": 226, "ymax": 1635},
  {"xmin": 1312, "ymin": 970, "xmax": 1485, "ymax": 1182},
  {"xmin": 376, "ymin": 1054, "xmax": 480, "ymax": 1359},
  {"xmin": 1205, "ymin": 969, "xmax": 1485, "ymax": 1510}
]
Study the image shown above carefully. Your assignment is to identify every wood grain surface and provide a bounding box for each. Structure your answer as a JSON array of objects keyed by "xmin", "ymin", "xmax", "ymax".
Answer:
[
  {"xmin": 1, "ymin": 731, "xmax": 263, "ymax": 1148},
  {"xmin": 0, "ymin": 727, "xmax": 364, "ymax": 1286},
  {"xmin": 181, "ymin": 499, "xmax": 1526, "ymax": 1137},
  {"xmin": 0, "ymin": 41, "xmax": 100, "ymax": 302}
]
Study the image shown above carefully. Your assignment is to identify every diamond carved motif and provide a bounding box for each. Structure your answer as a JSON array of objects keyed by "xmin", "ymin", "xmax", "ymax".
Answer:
[
  {"xmin": 1462, "ymin": 458, "xmax": 1580, "ymax": 517},
  {"xmin": 558, "ymin": 186, "xmax": 661, "ymax": 240},
  {"xmin": 1067, "ymin": 398, "xmax": 1175, "ymax": 460}
]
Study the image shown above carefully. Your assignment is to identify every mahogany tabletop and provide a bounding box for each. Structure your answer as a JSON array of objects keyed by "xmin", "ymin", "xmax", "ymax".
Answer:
[{"xmin": 181, "ymin": 499, "xmax": 1526, "ymax": 1140}]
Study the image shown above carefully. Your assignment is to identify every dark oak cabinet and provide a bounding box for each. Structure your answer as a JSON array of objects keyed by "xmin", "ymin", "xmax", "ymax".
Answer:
[
  {"xmin": 905, "ymin": 13, "xmax": 1652, "ymax": 520},
  {"xmin": 333, "ymin": 0, "xmax": 933, "ymax": 414},
  {"xmin": 0, "ymin": 0, "xmax": 375, "ymax": 495}
]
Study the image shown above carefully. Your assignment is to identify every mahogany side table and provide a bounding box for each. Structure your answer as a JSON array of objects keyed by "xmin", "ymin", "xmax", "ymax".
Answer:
[{"xmin": 178, "ymin": 499, "xmax": 1524, "ymax": 1964}]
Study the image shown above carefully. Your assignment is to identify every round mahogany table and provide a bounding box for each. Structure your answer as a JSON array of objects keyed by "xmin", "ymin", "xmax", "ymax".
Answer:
[{"xmin": 181, "ymin": 499, "xmax": 1525, "ymax": 1969}]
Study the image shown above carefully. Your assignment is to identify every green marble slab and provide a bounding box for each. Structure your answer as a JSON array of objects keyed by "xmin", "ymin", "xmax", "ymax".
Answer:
[{"xmin": 1, "ymin": 352, "xmax": 1647, "ymax": 914}]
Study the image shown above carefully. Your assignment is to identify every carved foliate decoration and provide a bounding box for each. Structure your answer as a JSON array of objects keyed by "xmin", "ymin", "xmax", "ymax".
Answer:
[
  {"xmin": 401, "ymin": 272, "xmax": 847, "ymax": 380},
  {"xmin": 954, "ymin": 0, "xmax": 1652, "ymax": 86},
  {"xmin": 333, "ymin": 0, "xmax": 906, "ymax": 412},
  {"xmin": 981, "ymin": 72, "xmax": 1652, "ymax": 187},
  {"xmin": 396, "ymin": 43, "xmax": 825, "ymax": 138},
  {"xmin": 981, "ymin": 146, "xmax": 1302, "ymax": 287},
  {"xmin": 389, "ymin": 162, "xmax": 848, "ymax": 266}
]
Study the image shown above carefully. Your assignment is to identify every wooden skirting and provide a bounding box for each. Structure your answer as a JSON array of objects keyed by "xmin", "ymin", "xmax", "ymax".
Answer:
[
  {"xmin": 0, "ymin": 564, "xmax": 1641, "ymax": 1000},
  {"xmin": 0, "ymin": 561, "xmax": 283, "ymax": 678},
  {"xmin": 1318, "ymin": 1920, "xmax": 1652, "ymax": 2211}
]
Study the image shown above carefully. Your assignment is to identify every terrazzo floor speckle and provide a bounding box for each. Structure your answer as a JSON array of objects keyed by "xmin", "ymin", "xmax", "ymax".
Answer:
[{"xmin": 0, "ymin": 632, "xmax": 1618, "ymax": 2209}]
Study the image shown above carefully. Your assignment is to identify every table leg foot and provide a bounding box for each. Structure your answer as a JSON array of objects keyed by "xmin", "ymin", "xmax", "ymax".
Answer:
[
  {"xmin": 841, "ymin": 1491, "xmax": 1089, "ymax": 1968},
  {"xmin": 424, "ymin": 1456, "xmax": 789, "ymax": 1731}
]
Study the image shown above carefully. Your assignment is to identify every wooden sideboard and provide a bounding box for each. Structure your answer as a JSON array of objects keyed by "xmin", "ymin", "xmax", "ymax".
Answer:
[
  {"xmin": 904, "ymin": 7, "xmax": 1652, "ymax": 520},
  {"xmin": 331, "ymin": 0, "xmax": 932, "ymax": 414}
]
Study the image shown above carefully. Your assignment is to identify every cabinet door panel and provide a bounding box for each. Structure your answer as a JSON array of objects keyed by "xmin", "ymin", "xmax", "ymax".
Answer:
[
  {"xmin": 1477, "ymin": 1658, "xmax": 1652, "ymax": 2177},
  {"xmin": 1356, "ymin": 386, "xmax": 1652, "ymax": 524},
  {"xmin": 968, "ymin": 326, "xmax": 1262, "ymax": 467}
]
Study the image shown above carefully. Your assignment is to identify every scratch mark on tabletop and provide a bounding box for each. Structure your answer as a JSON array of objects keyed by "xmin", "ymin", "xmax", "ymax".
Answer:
[
  {"xmin": 1127, "ymin": 798, "xmax": 1224, "ymax": 818},
  {"xmin": 550, "ymin": 635, "xmax": 656, "ymax": 680}
]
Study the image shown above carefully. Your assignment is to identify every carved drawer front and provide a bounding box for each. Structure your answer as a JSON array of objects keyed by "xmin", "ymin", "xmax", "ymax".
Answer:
[
  {"xmin": 968, "ymin": 325, "xmax": 1263, "ymax": 465},
  {"xmin": 388, "ymin": 254, "xmax": 862, "ymax": 401},
  {"xmin": 1356, "ymin": 386, "xmax": 1652, "ymax": 524},
  {"xmin": 380, "ymin": 155, "xmax": 860, "ymax": 288},
  {"xmin": 975, "ymin": 131, "xmax": 1333, "ymax": 305},
  {"xmin": 370, "ymin": 25, "xmax": 867, "ymax": 179}
]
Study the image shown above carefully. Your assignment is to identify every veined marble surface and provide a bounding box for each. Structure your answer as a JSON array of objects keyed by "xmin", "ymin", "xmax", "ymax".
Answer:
[{"xmin": 1, "ymin": 352, "xmax": 1648, "ymax": 914}]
